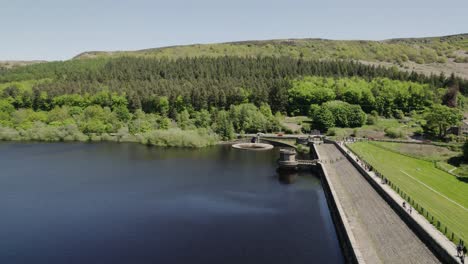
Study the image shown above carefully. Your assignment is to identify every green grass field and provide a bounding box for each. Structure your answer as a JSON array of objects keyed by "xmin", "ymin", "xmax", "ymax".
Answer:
[
  {"xmin": 348, "ymin": 142, "xmax": 468, "ymax": 244},
  {"xmin": 0, "ymin": 79, "xmax": 50, "ymax": 92},
  {"xmin": 371, "ymin": 141, "xmax": 459, "ymax": 162},
  {"xmin": 329, "ymin": 117, "xmax": 424, "ymax": 139}
]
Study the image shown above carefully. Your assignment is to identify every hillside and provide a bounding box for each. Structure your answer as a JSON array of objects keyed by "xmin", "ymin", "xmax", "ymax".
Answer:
[
  {"xmin": 0, "ymin": 60, "xmax": 45, "ymax": 69},
  {"xmin": 0, "ymin": 37, "xmax": 467, "ymax": 146},
  {"xmin": 74, "ymin": 34, "xmax": 468, "ymax": 78}
]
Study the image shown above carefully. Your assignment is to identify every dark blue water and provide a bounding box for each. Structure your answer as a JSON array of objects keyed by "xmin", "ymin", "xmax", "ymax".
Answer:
[{"xmin": 0, "ymin": 142, "xmax": 343, "ymax": 264}]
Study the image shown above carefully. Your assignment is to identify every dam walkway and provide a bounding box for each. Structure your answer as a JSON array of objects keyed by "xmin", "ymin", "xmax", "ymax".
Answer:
[{"xmin": 315, "ymin": 143, "xmax": 440, "ymax": 264}]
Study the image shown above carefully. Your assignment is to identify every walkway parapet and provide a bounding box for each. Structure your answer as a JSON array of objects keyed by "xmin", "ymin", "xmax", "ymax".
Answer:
[{"xmin": 278, "ymin": 148, "xmax": 317, "ymax": 169}]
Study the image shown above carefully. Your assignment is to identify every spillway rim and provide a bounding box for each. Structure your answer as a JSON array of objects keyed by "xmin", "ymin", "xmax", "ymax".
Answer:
[{"xmin": 232, "ymin": 143, "xmax": 274, "ymax": 151}]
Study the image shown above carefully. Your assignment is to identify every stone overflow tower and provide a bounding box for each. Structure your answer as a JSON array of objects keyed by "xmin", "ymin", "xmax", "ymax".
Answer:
[
  {"xmin": 278, "ymin": 148, "xmax": 299, "ymax": 169},
  {"xmin": 278, "ymin": 147, "xmax": 318, "ymax": 170}
]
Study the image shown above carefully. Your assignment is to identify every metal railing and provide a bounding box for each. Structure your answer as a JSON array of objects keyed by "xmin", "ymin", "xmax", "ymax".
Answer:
[{"xmin": 346, "ymin": 144, "xmax": 466, "ymax": 249}]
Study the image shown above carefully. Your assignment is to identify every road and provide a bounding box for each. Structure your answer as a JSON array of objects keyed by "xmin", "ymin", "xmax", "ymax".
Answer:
[{"xmin": 316, "ymin": 143, "xmax": 440, "ymax": 264}]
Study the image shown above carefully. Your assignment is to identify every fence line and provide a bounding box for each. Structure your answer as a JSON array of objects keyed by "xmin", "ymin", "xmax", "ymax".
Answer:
[
  {"xmin": 367, "ymin": 141, "xmax": 467, "ymax": 183},
  {"xmin": 345, "ymin": 144, "xmax": 466, "ymax": 249}
]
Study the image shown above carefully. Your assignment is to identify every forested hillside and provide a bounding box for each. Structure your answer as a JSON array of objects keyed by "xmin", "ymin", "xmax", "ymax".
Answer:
[
  {"xmin": 0, "ymin": 50, "xmax": 466, "ymax": 146},
  {"xmin": 1, "ymin": 56, "xmax": 467, "ymax": 112},
  {"xmin": 73, "ymin": 34, "xmax": 468, "ymax": 78},
  {"xmin": 75, "ymin": 34, "xmax": 468, "ymax": 63}
]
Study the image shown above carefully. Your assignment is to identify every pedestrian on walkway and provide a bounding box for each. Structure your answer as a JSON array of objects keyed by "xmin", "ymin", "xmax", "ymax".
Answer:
[
  {"xmin": 409, "ymin": 206, "xmax": 412, "ymax": 214},
  {"xmin": 402, "ymin": 201, "xmax": 406, "ymax": 209},
  {"xmin": 457, "ymin": 243, "xmax": 462, "ymax": 257}
]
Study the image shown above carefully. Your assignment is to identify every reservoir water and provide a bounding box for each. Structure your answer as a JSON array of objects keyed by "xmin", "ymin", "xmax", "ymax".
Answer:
[{"xmin": 0, "ymin": 142, "xmax": 344, "ymax": 264}]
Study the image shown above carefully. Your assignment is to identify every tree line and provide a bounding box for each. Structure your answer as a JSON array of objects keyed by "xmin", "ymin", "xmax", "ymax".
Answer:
[
  {"xmin": 0, "ymin": 56, "xmax": 466, "ymax": 144},
  {"xmin": 1, "ymin": 56, "xmax": 467, "ymax": 116}
]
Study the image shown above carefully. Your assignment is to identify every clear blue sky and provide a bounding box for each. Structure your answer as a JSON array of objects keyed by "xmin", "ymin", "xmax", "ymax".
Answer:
[{"xmin": 1, "ymin": 0, "xmax": 467, "ymax": 61}]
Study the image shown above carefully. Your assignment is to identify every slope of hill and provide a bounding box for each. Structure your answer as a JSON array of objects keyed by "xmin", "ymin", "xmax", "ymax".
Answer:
[
  {"xmin": 0, "ymin": 60, "xmax": 46, "ymax": 69},
  {"xmin": 0, "ymin": 36, "xmax": 467, "ymax": 147},
  {"xmin": 73, "ymin": 34, "xmax": 468, "ymax": 78}
]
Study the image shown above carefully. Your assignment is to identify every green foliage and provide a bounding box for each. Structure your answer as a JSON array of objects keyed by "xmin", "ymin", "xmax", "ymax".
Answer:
[
  {"xmin": 176, "ymin": 110, "xmax": 192, "ymax": 130},
  {"xmin": 193, "ymin": 109, "xmax": 211, "ymax": 128},
  {"xmin": 157, "ymin": 96, "xmax": 170, "ymax": 117},
  {"xmin": 143, "ymin": 128, "xmax": 218, "ymax": 147},
  {"xmin": 366, "ymin": 114, "xmax": 378, "ymax": 125},
  {"xmin": 0, "ymin": 94, "xmax": 278, "ymax": 146},
  {"xmin": 309, "ymin": 100, "xmax": 366, "ymax": 130},
  {"xmin": 454, "ymin": 57, "xmax": 468, "ymax": 63},
  {"xmin": 1, "ymin": 56, "xmax": 464, "ymax": 115},
  {"xmin": 228, "ymin": 103, "xmax": 280, "ymax": 133},
  {"xmin": 308, "ymin": 104, "xmax": 320, "ymax": 119},
  {"xmin": 128, "ymin": 109, "xmax": 153, "ymax": 133},
  {"xmin": 214, "ymin": 110, "xmax": 235, "ymax": 140},
  {"xmin": 288, "ymin": 76, "xmax": 437, "ymax": 116},
  {"xmin": 47, "ymin": 106, "xmax": 70, "ymax": 123},
  {"xmin": 326, "ymin": 128, "xmax": 337, "ymax": 136},
  {"xmin": 463, "ymin": 141, "xmax": 468, "ymax": 162},
  {"xmin": 79, "ymin": 105, "xmax": 120, "ymax": 133},
  {"xmin": 312, "ymin": 107, "xmax": 335, "ymax": 132},
  {"xmin": 0, "ymin": 51, "xmax": 466, "ymax": 147},
  {"xmin": 289, "ymin": 78, "xmax": 336, "ymax": 114},
  {"xmin": 0, "ymin": 123, "xmax": 87, "ymax": 142},
  {"xmin": 348, "ymin": 105, "xmax": 368, "ymax": 127},
  {"xmin": 393, "ymin": 109, "xmax": 405, "ymax": 119},
  {"xmin": 384, "ymin": 127, "xmax": 404, "ymax": 138},
  {"xmin": 0, "ymin": 99, "xmax": 15, "ymax": 114},
  {"xmin": 301, "ymin": 122, "xmax": 311, "ymax": 134},
  {"xmin": 424, "ymin": 104, "xmax": 463, "ymax": 138},
  {"xmin": 113, "ymin": 105, "xmax": 131, "ymax": 122},
  {"xmin": 67, "ymin": 34, "xmax": 468, "ymax": 66},
  {"xmin": 323, "ymin": 101, "xmax": 350, "ymax": 127}
]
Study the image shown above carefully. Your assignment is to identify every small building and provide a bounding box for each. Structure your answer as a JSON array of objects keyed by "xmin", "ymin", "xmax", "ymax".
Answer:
[
  {"xmin": 296, "ymin": 137, "xmax": 309, "ymax": 145},
  {"xmin": 310, "ymin": 129, "xmax": 321, "ymax": 136},
  {"xmin": 448, "ymin": 121, "xmax": 468, "ymax": 136},
  {"xmin": 308, "ymin": 135, "xmax": 324, "ymax": 145},
  {"xmin": 278, "ymin": 148, "xmax": 298, "ymax": 169}
]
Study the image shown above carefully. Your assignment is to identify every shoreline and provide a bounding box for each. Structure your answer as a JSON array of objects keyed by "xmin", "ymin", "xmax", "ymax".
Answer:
[{"xmin": 0, "ymin": 137, "xmax": 244, "ymax": 148}]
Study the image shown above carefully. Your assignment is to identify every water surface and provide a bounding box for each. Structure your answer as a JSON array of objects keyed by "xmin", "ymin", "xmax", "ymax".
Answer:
[{"xmin": 0, "ymin": 142, "xmax": 343, "ymax": 264}]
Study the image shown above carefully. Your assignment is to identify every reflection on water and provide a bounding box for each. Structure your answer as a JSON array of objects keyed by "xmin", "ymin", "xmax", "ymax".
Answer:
[
  {"xmin": 0, "ymin": 142, "xmax": 343, "ymax": 264},
  {"xmin": 278, "ymin": 170, "xmax": 298, "ymax": 184}
]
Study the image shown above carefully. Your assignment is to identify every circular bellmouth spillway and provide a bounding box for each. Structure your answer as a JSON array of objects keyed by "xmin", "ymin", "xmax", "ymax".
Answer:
[{"xmin": 232, "ymin": 143, "xmax": 274, "ymax": 151}]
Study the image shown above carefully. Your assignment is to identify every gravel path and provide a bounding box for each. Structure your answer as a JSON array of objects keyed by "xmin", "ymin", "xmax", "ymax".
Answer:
[{"xmin": 316, "ymin": 144, "xmax": 440, "ymax": 264}]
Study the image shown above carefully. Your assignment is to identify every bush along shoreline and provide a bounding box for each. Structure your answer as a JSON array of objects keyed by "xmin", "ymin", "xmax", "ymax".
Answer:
[{"xmin": 0, "ymin": 124, "xmax": 221, "ymax": 148}]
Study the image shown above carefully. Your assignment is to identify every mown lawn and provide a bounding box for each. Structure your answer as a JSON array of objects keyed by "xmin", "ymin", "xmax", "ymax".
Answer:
[
  {"xmin": 371, "ymin": 141, "xmax": 459, "ymax": 162},
  {"xmin": 348, "ymin": 142, "xmax": 468, "ymax": 244},
  {"xmin": 330, "ymin": 117, "xmax": 423, "ymax": 139}
]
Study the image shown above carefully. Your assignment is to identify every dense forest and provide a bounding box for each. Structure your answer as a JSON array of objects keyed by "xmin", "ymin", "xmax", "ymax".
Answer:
[
  {"xmin": 0, "ymin": 56, "xmax": 466, "ymax": 146},
  {"xmin": 2, "ymin": 56, "xmax": 468, "ymax": 112}
]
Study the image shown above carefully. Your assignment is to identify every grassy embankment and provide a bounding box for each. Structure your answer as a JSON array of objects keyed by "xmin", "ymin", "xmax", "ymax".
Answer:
[
  {"xmin": 286, "ymin": 115, "xmax": 426, "ymax": 140},
  {"xmin": 371, "ymin": 140, "xmax": 468, "ymax": 177},
  {"xmin": 329, "ymin": 118, "xmax": 421, "ymax": 139},
  {"xmin": 348, "ymin": 141, "xmax": 468, "ymax": 245},
  {"xmin": 371, "ymin": 141, "xmax": 459, "ymax": 166}
]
